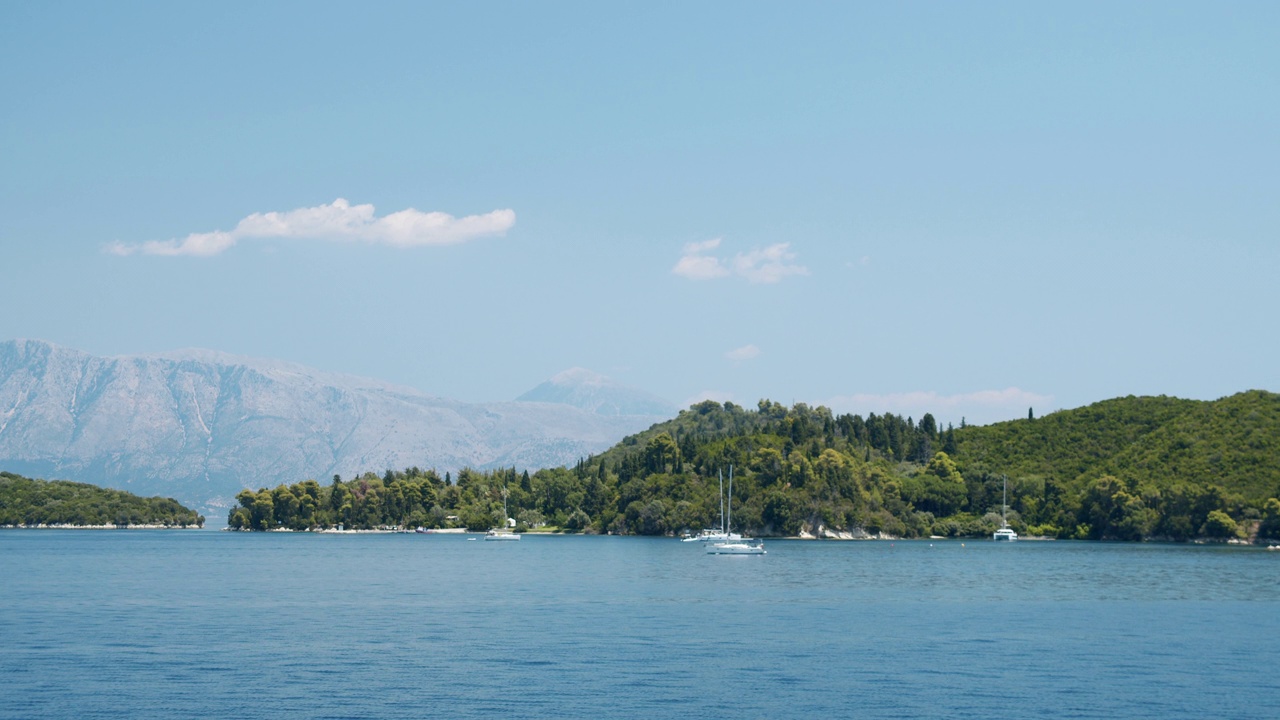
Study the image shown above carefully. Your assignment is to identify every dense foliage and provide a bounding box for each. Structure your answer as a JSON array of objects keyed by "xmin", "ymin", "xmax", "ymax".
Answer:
[
  {"xmin": 0, "ymin": 471, "xmax": 204, "ymax": 527},
  {"xmin": 229, "ymin": 391, "xmax": 1280, "ymax": 542}
]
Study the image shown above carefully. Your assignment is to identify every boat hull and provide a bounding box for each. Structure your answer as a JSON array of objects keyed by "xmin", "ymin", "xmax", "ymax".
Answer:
[{"xmin": 707, "ymin": 541, "xmax": 765, "ymax": 555}]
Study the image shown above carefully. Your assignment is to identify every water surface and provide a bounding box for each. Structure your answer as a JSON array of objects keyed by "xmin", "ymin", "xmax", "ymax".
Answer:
[{"xmin": 2, "ymin": 532, "xmax": 1277, "ymax": 719}]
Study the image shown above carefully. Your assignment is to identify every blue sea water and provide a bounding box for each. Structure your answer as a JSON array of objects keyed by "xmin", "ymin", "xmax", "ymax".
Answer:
[{"xmin": 1, "ymin": 531, "xmax": 1278, "ymax": 719}]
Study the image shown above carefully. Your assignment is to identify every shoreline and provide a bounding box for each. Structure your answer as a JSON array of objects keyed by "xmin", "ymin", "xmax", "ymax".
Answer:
[{"xmin": 0, "ymin": 523, "xmax": 203, "ymax": 530}]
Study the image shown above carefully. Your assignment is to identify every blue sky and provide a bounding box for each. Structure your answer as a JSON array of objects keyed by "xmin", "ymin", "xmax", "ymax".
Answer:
[{"xmin": 2, "ymin": 1, "xmax": 1276, "ymax": 425}]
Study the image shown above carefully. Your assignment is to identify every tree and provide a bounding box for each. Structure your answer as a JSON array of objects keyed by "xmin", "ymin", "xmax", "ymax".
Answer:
[
  {"xmin": 583, "ymin": 476, "xmax": 610, "ymax": 517},
  {"xmin": 1258, "ymin": 498, "xmax": 1280, "ymax": 540},
  {"xmin": 762, "ymin": 489, "xmax": 801, "ymax": 536},
  {"xmin": 1201, "ymin": 510, "xmax": 1239, "ymax": 539},
  {"xmin": 250, "ymin": 490, "xmax": 275, "ymax": 531},
  {"xmin": 919, "ymin": 413, "xmax": 938, "ymax": 438},
  {"xmin": 1112, "ymin": 491, "xmax": 1156, "ymax": 540},
  {"xmin": 330, "ymin": 477, "xmax": 349, "ymax": 514},
  {"xmin": 814, "ymin": 448, "xmax": 857, "ymax": 501},
  {"xmin": 643, "ymin": 433, "xmax": 681, "ymax": 474},
  {"xmin": 564, "ymin": 509, "xmax": 591, "ymax": 532},
  {"xmin": 942, "ymin": 425, "xmax": 957, "ymax": 455},
  {"xmin": 1081, "ymin": 476, "xmax": 1155, "ymax": 540},
  {"xmin": 460, "ymin": 506, "xmax": 494, "ymax": 531},
  {"xmin": 752, "ymin": 447, "xmax": 786, "ymax": 486},
  {"xmin": 516, "ymin": 508, "xmax": 545, "ymax": 528},
  {"xmin": 272, "ymin": 485, "xmax": 300, "ymax": 528},
  {"xmin": 904, "ymin": 452, "xmax": 967, "ymax": 517}
]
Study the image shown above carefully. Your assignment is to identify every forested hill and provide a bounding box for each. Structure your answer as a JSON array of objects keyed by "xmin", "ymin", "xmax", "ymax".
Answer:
[
  {"xmin": 952, "ymin": 390, "xmax": 1280, "ymax": 500},
  {"xmin": 227, "ymin": 391, "xmax": 1280, "ymax": 543},
  {"xmin": 0, "ymin": 472, "xmax": 204, "ymax": 527}
]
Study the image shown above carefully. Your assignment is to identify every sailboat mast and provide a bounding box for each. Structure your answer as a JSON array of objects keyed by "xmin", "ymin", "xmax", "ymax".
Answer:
[
  {"xmin": 727, "ymin": 464, "xmax": 733, "ymax": 533},
  {"xmin": 1002, "ymin": 475, "xmax": 1007, "ymax": 526},
  {"xmin": 718, "ymin": 469, "xmax": 725, "ymax": 533}
]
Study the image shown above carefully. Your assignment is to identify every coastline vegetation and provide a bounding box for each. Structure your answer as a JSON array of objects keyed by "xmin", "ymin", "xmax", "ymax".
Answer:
[
  {"xmin": 0, "ymin": 471, "xmax": 204, "ymax": 528},
  {"xmin": 227, "ymin": 390, "xmax": 1280, "ymax": 543}
]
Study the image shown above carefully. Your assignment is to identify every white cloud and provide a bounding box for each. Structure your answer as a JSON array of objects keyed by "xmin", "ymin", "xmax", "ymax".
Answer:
[
  {"xmin": 683, "ymin": 238, "xmax": 723, "ymax": 254},
  {"xmin": 672, "ymin": 254, "xmax": 730, "ymax": 280},
  {"xmin": 672, "ymin": 239, "xmax": 807, "ymax": 284},
  {"xmin": 725, "ymin": 344, "xmax": 761, "ymax": 362},
  {"xmin": 819, "ymin": 387, "xmax": 1054, "ymax": 427},
  {"xmin": 731, "ymin": 243, "xmax": 809, "ymax": 284},
  {"xmin": 671, "ymin": 238, "xmax": 730, "ymax": 280},
  {"xmin": 106, "ymin": 198, "xmax": 516, "ymax": 257}
]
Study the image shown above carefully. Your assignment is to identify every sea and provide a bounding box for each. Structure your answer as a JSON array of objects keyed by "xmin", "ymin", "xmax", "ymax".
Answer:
[{"xmin": 1, "ymin": 531, "xmax": 1277, "ymax": 719}]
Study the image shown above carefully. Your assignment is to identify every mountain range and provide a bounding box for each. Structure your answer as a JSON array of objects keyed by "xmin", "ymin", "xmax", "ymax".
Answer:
[{"xmin": 0, "ymin": 340, "xmax": 676, "ymax": 514}]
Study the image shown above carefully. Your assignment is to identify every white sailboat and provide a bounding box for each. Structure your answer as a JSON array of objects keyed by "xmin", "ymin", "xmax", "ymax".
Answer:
[
  {"xmin": 707, "ymin": 465, "xmax": 765, "ymax": 555},
  {"xmin": 993, "ymin": 474, "xmax": 1018, "ymax": 542},
  {"xmin": 484, "ymin": 486, "xmax": 520, "ymax": 541},
  {"xmin": 684, "ymin": 468, "xmax": 741, "ymax": 543}
]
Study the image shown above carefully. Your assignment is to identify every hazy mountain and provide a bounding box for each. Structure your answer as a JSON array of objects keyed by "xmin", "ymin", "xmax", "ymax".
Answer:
[
  {"xmin": 517, "ymin": 367, "xmax": 677, "ymax": 416},
  {"xmin": 0, "ymin": 340, "xmax": 671, "ymax": 514}
]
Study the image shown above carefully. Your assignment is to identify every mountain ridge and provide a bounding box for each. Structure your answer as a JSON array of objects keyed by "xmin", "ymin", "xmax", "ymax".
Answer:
[
  {"xmin": 517, "ymin": 366, "xmax": 677, "ymax": 416},
  {"xmin": 0, "ymin": 339, "xmax": 671, "ymax": 514}
]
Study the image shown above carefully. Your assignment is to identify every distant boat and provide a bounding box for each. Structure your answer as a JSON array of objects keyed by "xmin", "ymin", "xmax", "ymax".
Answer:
[
  {"xmin": 483, "ymin": 517, "xmax": 520, "ymax": 540},
  {"xmin": 706, "ymin": 539, "xmax": 766, "ymax": 555},
  {"xmin": 684, "ymin": 468, "xmax": 742, "ymax": 543},
  {"xmin": 993, "ymin": 474, "xmax": 1018, "ymax": 542},
  {"xmin": 707, "ymin": 465, "xmax": 764, "ymax": 555},
  {"xmin": 683, "ymin": 528, "xmax": 738, "ymax": 543},
  {"xmin": 484, "ymin": 486, "xmax": 521, "ymax": 542}
]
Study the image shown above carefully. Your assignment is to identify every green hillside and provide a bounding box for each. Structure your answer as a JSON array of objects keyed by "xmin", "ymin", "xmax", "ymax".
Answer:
[
  {"xmin": 952, "ymin": 395, "xmax": 1199, "ymax": 484},
  {"xmin": 0, "ymin": 472, "xmax": 204, "ymax": 527},
  {"xmin": 944, "ymin": 390, "xmax": 1280, "ymax": 541},
  {"xmin": 227, "ymin": 391, "xmax": 1280, "ymax": 543},
  {"xmin": 1099, "ymin": 390, "xmax": 1280, "ymax": 499},
  {"xmin": 952, "ymin": 391, "xmax": 1280, "ymax": 501}
]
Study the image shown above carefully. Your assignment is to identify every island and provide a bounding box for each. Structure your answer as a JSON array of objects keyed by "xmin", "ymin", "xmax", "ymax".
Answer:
[
  {"xmin": 226, "ymin": 390, "xmax": 1280, "ymax": 543},
  {"xmin": 0, "ymin": 471, "xmax": 204, "ymax": 528}
]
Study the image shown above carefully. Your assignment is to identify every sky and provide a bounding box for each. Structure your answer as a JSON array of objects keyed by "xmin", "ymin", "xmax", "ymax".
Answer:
[{"xmin": 1, "ymin": 1, "xmax": 1277, "ymax": 426}]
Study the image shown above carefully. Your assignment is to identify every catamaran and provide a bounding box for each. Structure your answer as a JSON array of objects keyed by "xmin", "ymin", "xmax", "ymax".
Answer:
[{"xmin": 707, "ymin": 465, "xmax": 765, "ymax": 555}]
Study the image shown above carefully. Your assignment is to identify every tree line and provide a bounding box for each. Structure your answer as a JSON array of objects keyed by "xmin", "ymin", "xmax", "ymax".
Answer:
[{"xmin": 227, "ymin": 391, "xmax": 1280, "ymax": 542}]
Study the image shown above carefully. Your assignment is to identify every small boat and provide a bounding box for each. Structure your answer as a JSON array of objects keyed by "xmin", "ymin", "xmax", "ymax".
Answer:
[
  {"xmin": 707, "ymin": 465, "xmax": 764, "ymax": 555},
  {"xmin": 683, "ymin": 528, "xmax": 740, "ymax": 543},
  {"xmin": 993, "ymin": 475, "xmax": 1018, "ymax": 542},
  {"xmin": 483, "ymin": 486, "xmax": 520, "ymax": 541},
  {"xmin": 707, "ymin": 539, "xmax": 766, "ymax": 555}
]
